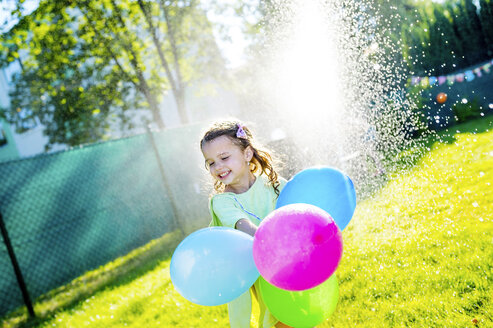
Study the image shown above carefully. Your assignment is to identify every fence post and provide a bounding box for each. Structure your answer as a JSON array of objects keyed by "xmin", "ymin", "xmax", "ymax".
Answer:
[
  {"xmin": 146, "ymin": 126, "xmax": 185, "ymax": 236},
  {"xmin": 0, "ymin": 211, "xmax": 35, "ymax": 318}
]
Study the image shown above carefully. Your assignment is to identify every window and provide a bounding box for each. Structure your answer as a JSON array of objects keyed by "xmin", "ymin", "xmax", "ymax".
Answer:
[{"xmin": 0, "ymin": 128, "xmax": 7, "ymax": 147}]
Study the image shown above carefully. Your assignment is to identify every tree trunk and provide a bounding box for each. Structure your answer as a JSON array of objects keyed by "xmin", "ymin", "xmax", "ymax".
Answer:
[
  {"xmin": 137, "ymin": 0, "xmax": 189, "ymax": 124},
  {"xmin": 110, "ymin": 0, "xmax": 166, "ymax": 128},
  {"xmin": 81, "ymin": 2, "xmax": 165, "ymax": 129},
  {"xmin": 161, "ymin": 0, "xmax": 189, "ymax": 124}
]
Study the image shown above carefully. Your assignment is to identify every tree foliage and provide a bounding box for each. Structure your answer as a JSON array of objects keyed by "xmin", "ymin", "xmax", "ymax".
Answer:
[
  {"xmin": 479, "ymin": 0, "xmax": 493, "ymax": 56},
  {"xmin": 2, "ymin": 0, "xmax": 492, "ymax": 148},
  {"xmin": 0, "ymin": 0, "xmax": 224, "ymax": 148},
  {"xmin": 402, "ymin": 0, "xmax": 493, "ymax": 76}
]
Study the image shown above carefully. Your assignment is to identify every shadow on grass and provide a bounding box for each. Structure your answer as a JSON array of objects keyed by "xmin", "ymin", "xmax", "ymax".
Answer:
[{"xmin": 1, "ymin": 229, "xmax": 184, "ymax": 328}]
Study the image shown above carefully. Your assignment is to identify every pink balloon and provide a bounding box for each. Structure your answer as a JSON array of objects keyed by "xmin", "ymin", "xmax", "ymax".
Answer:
[{"xmin": 253, "ymin": 204, "xmax": 343, "ymax": 291}]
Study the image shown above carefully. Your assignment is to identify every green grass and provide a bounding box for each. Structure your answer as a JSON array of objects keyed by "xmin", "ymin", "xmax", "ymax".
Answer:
[
  {"xmin": 332, "ymin": 116, "xmax": 493, "ymax": 327},
  {"xmin": 2, "ymin": 117, "xmax": 493, "ymax": 328}
]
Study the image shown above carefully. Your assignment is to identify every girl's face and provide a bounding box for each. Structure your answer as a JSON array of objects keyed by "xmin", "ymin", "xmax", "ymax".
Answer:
[{"xmin": 202, "ymin": 135, "xmax": 254, "ymax": 189}]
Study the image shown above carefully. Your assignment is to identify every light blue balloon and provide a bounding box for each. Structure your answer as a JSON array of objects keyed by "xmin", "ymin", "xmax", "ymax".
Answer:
[
  {"xmin": 170, "ymin": 227, "xmax": 259, "ymax": 306},
  {"xmin": 276, "ymin": 167, "xmax": 357, "ymax": 231}
]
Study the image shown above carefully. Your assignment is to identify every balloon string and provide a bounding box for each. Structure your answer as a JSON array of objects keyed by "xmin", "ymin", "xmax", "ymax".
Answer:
[{"xmin": 232, "ymin": 196, "xmax": 262, "ymax": 224}]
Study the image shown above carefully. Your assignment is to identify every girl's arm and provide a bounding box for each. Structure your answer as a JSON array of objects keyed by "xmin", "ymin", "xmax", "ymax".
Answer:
[{"xmin": 235, "ymin": 219, "xmax": 258, "ymax": 237}]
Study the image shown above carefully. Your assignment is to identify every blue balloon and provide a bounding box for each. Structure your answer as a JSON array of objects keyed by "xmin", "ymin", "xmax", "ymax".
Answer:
[
  {"xmin": 170, "ymin": 227, "xmax": 259, "ymax": 306},
  {"xmin": 276, "ymin": 167, "xmax": 357, "ymax": 231}
]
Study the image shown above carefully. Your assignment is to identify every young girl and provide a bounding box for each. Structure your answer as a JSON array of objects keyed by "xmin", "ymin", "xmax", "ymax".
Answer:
[{"xmin": 200, "ymin": 120, "xmax": 292, "ymax": 328}]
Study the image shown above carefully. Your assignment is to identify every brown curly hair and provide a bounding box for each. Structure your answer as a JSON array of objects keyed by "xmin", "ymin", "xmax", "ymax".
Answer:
[{"xmin": 200, "ymin": 120, "xmax": 281, "ymax": 195}]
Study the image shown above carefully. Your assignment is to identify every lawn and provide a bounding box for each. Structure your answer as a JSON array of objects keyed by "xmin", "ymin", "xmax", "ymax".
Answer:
[{"xmin": 2, "ymin": 117, "xmax": 492, "ymax": 328}]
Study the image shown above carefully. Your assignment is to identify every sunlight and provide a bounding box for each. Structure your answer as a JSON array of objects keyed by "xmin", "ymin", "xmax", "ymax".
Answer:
[{"xmin": 269, "ymin": 1, "xmax": 345, "ymax": 165}]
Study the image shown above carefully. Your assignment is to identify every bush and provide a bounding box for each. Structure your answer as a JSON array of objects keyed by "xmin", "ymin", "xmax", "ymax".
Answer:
[
  {"xmin": 452, "ymin": 97, "xmax": 482, "ymax": 123},
  {"xmin": 405, "ymin": 84, "xmax": 431, "ymax": 137}
]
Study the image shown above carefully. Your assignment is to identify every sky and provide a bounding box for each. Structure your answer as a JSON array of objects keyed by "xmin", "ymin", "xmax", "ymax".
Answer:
[
  {"xmin": 0, "ymin": 0, "xmax": 39, "ymax": 32},
  {"xmin": 204, "ymin": 1, "xmax": 250, "ymax": 68}
]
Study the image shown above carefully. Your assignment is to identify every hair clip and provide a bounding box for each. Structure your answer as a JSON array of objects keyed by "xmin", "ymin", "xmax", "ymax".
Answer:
[{"xmin": 236, "ymin": 124, "xmax": 248, "ymax": 139}]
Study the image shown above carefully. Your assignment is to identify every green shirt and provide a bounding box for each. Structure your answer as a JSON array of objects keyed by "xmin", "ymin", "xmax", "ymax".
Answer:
[
  {"xmin": 209, "ymin": 174, "xmax": 287, "ymax": 228},
  {"xmin": 208, "ymin": 174, "xmax": 287, "ymax": 328}
]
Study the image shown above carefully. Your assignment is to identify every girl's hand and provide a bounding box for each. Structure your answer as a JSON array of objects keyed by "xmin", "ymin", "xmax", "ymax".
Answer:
[{"xmin": 235, "ymin": 218, "xmax": 258, "ymax": 237}]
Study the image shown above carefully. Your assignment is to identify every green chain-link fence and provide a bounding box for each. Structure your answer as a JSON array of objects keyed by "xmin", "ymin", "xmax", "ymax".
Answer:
[{"xmin": 0, "ymin": 123, "xmax": 211, "ymax": 316}]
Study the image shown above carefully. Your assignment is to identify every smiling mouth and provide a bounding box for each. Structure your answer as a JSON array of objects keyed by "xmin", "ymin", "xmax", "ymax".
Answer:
[{"xmin": 218, "ymin": 171, "xmax": 231, "ymax": 179}]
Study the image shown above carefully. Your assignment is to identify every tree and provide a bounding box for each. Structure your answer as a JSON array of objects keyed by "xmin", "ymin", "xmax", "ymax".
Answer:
[
  {"xmin": 453, "ymin": 0, "xmax": 488, "ymax": 65},
  {"xmin": 399, "ymin": 0, "xmax": 493, "ymax": 75},
  {"xmin": 136, "ymin": 0, "xmax": 224, "ymax": 124},
  {"xmin": 429, "ymin": 4, "xmax": 463, "ymax": 75},
  {"xmin": 0, "ymin": 0, "xmax": 224, "ymax": 148},
  {"xmin": 1, "ymin": 1, "xmax": 130, "ymax": 147},
  {"xmin": 443, "ymin": 1, "xmax": 467, "ymax": 70},
  {"xmin": 401, "ymin": 4, "xmax": 431, "ymax": 75},
  {"xmin": 479, "ymin": 0, "xmax": 493, "ymax": 56}
]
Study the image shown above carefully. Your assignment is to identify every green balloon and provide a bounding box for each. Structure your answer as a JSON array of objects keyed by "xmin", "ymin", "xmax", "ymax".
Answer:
[{"xmin": 258, "ymin": 274, "xmax": 339, "ymax": 328}]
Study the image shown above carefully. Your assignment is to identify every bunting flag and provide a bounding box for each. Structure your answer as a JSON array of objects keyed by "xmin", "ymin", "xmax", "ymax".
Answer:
[
  {"xmin": 484, "ymin": 62, "xmax": 491, "ymax": 73},
  {"xmin": 420, "ymin": 76, "xmax": 429, "ymax": 87},
  {"xmin": 473, "ymin": 67, "xmax": 482, "ymax": 77},
  {"xmin": 464, "ymin": 70, "xmax": 475, "ymax": 81},
  {"xmin": 447, "ymin": 75, "xmax": 455, "ymax": 85},
  {"xmin": 410, "ymin": 59, "xmax": 493, "ymax": 87},
  {"xmin": 411, "ymin": 76, "xmax": 421, "ymax": 85}
]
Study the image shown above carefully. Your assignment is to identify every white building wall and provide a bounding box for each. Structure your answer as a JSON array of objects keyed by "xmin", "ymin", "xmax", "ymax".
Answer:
[{"xmin": 0, "ymin": 62, "xmax": 63, "ymax": 162}]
